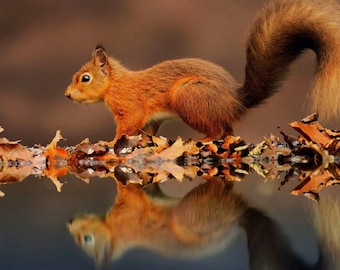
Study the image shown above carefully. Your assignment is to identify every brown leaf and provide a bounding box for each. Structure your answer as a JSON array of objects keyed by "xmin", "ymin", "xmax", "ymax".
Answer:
[
  {"xmin": 289, "ymin": 121, "xmax": 333, "ymax": 147},
  {"xmin": 291, "ymin": 170, "xmax": 334, "ymax": 196}
]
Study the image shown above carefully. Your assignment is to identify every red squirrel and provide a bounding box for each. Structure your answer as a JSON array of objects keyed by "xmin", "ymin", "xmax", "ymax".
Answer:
[
  {"xmin": 68, "ymin": 178, "xmax": 340, "ymax": 269},
  {"xmin": 65, "ymin": 0, "xmax": 340, "ymax": 144}
]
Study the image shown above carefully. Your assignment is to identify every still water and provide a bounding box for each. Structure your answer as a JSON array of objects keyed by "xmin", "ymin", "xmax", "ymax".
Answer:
[
  {"xmin": 0, "ymin": 171, "xmax": 339, "ymax": 270},
  {"xmin": 1, "ymin": 125, "xmax": 340, "ymax": 270}
]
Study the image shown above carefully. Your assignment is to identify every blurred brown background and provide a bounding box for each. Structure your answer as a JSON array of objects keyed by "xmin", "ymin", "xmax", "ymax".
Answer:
[
  {"xmin": 1, "ymin": 0, "xmax": 336, "ymax": 146},
  {"xmin": 0, "ymin": 2, "xmax": 337, "ymax": 268}
]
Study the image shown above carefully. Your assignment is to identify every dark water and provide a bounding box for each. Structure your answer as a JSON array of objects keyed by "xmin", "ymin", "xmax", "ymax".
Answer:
[{"xmin": 0, "ymin": 171, "xmax": 338, "ymax": 270}]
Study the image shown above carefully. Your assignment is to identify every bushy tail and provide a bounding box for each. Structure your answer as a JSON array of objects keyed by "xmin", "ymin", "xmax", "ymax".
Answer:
[
  {"xmin": 240, "ymin": 0, "xmax": 340, "ymax": 121},
  {"xmin": 240, "ymin": 199, "xmax": 340, "ymax": 270},
  {"xmin": 240, "ymin": 207, "xmax": 311, "ymax": 270},
  {"xmin": 313, "ymin": 196, "xmax": 340, "ymax": 270}
]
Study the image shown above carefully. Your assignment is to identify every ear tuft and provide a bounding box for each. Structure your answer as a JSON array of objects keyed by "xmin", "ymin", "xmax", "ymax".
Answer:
[
  {"xmin": 95, "ymin": 43, "xmax": 105, "ymax": 51},
  {"xmin": 93, "ymin": 44, "xmax": 107, "ymax": 67}
]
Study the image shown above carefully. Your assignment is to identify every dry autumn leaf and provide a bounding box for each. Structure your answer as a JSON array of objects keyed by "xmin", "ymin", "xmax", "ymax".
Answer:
[{"xmin": 0, "ymin": 113, "xmax": 339, "ymax": 200}]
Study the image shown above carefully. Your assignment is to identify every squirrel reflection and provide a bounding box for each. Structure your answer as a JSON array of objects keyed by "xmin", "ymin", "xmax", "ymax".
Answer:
[{"xmin": 68, "ymin": 176, "xmax": 340, "ymax": 270}]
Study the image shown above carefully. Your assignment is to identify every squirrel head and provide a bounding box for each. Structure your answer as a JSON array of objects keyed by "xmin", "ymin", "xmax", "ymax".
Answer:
[
  {"xmin": 65, "ymin": 45, "xmax": 114, "ymax": 103},
  {"xmin": 67, "ymin": 214, "xmax": 115, "ymax": 266}
]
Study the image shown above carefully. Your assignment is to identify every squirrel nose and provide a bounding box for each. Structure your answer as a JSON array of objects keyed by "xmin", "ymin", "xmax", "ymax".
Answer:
[{"xmin": 65, "ymin": 93, "xmax": 72, "ymax": 99}]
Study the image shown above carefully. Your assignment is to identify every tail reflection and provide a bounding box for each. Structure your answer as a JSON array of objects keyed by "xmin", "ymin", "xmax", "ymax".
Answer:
[{"xmin": 67, "ymin": 176, "xmax": 340, "ymax": 269}]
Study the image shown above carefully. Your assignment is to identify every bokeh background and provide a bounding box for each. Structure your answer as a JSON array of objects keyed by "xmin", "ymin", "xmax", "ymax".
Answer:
[
  {"xmin": 1, "ymin": 0, "xmax": 334, "ymax": 147},
  {"xmin": 0, "ymin": 1, "xmax": 339, "ymax": 269}
]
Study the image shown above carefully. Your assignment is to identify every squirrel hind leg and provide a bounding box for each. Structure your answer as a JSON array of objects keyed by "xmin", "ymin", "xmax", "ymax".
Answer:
[
  {"xmin": 199, "ymin": 127, "xmax": 234, "ymax": 143},
  {"xmin": 170, "ymin": 78, "xmax": 243, "ymax": 140}
]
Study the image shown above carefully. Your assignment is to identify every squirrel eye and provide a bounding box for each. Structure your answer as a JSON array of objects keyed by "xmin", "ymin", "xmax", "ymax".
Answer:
[
  {"xmin": 83, "ymin": 234, "xmax": 94, "ymax": 244},
  {"xmin": 81, "ymin": 73, "xmax": 91, "ymax": 83}
]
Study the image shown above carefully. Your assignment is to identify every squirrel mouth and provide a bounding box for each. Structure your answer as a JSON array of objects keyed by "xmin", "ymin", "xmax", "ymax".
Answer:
[{"xmin": 65, "ymin": 93, "xmax": 93, "ymax": 104}]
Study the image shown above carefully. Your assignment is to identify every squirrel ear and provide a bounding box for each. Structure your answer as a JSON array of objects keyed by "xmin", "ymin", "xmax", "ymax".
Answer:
[{"xmin": 93, "ymin": 45, "xmax": 108, "ymax": 67}]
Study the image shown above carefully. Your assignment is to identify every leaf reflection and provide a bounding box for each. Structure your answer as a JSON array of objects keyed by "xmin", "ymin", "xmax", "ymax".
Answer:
[
  {"xmin": 1, "ymin": 114, "xmax": 340, "ymax": 268},
  {"xmin": 0, "ymin": 113, "xmax": 339, "ymax": 200}
]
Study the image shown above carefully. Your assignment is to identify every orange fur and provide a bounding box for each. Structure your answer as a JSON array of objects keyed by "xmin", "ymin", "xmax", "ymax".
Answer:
[
  {"xmin": 67, "ymin": 180, "xmax": 248, "ymax": 265},
  {"xmin": 67, "ymin": 178, "xmax": 340, "ymax": 269},
  {"xmin": 65, "ymin": 0, "xmax": 340, "ymax": 143}
]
